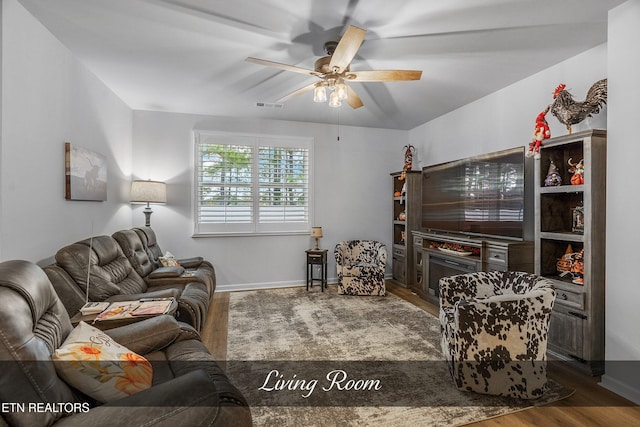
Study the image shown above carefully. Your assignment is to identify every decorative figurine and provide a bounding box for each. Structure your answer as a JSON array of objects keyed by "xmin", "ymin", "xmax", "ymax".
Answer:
[
  {"xmin": 526, "ymin": 106, "xmax": 551, "ymax": 159},
  {"xmin": 399, "ymin": 145, "xmax": 415, "ymax": 181},
  {"xmin": 568, "ymin": 158, "xmax": 584, "ymax": 185},
  {"xmin": 557, "ymin": 244, "xmax": 574, "ymax": 277},
  {"xmin": 544, "ymin": 160, "xmax": 562, "ymax": 186},
  {"xmin": 571, "ymin": 249, "xmax": 584, "ymax": 285},
  {"xmin": 550, "ymin": 79, "xmax": 607, "ymax": 134},
  {"xmin": 572, "ymin": 204, "xmax": 584, "ymax": 233}
]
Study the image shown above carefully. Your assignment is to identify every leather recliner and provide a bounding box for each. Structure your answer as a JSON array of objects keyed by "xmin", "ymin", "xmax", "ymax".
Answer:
[
  {"xmin": 53, "ymin": 235, "xmax": 209, "ymax": 331},
  {"xmin": 112, "ymin": 228, "xmax": 215, "ymax": 300},
  {"xmin": 0, "ymin": 259, "xmax": 251, "ymax": 427},
  {"xmin": 133, "ymin": 226, "xmax": 216, "ymax": 295}
]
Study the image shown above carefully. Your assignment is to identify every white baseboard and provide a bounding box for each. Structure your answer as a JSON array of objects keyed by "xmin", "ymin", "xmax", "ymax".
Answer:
[
  {"xmin": 217, "ymin": 277, "xmax": 339, "ymax": 292},
  {"xmin": 218, "ymin": 274, "xmax": 394, "ymax": 292},
  {"xmin": 599, "ymin": 374, "xmax": 640, "ymax": 405}
]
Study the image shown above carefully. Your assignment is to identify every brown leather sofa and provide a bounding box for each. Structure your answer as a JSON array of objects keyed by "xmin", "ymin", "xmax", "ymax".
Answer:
[
  {"xmin": 135, "ymin": 227, "xmax": 214, "ymax": 270},
  {"xmin": 52, "ymin": 235, "xmax": 210, "ymax": 331},
  {"xmin": 0, "ymin": 260, "xmax": 251, "ymax": 427},
  {"xmin": 112, "ymin": 228, "xmax": 215, "ymax": 298}
]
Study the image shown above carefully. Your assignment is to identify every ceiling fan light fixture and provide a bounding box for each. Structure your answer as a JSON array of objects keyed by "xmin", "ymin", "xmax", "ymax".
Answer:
[
  {"xmin": 335, "ymin": 80, "xmax": 348, "ymax": 101},
  {"xmin": 313, "ymin": 83, "xmax": 327, "ymax": 103},
  {"xmin": 247, "ymin": 25, "xmax": 421, "ymax": 112},
  {"xmin": 328, "ymin": 91, "xmax": 342, "ymax": 107}
]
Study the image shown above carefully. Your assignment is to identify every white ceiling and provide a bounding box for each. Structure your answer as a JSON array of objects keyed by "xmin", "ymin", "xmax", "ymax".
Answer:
[{"xmin": 18, "ymin": 0, "xmax": 625, "ymax": 130}]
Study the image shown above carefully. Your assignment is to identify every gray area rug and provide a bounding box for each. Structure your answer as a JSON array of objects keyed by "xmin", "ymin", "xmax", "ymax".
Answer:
[{"xmin": 225, "ymin": 286, "xmax": 573, "ymax": 426}]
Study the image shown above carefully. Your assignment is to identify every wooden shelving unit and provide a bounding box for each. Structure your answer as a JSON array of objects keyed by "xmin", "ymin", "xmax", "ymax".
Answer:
[
  {"xmin": 534, "ymin": 129, "xmax": 606, "ymax": 375},
  {"xmin": 390, "ymin": 171, "xmax": 421, "ymax": 288}
]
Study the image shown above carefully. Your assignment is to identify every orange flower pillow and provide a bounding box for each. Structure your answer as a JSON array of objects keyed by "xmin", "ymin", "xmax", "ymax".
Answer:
[{"xmin": 53, "ymin": 321, "xmax": 153, "ymax": 403}]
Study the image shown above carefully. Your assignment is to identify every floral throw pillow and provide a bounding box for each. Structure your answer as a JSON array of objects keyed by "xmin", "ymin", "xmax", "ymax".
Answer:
[
  {"xmin": 53, "ymin": 321, "xmax": 153, "ymax": 403},
  {"xmin": 159, "ymin": 251, "xmax": 180, "ymax": 267}
]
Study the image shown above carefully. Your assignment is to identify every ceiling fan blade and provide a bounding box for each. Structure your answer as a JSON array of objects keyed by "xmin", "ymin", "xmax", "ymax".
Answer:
[
  {"xmin": 349, "ymin": 70, "xmax": 422, "ymax": 82},
  {"xmin": 246, "ymin": 57, "xmax": 321, "ymax": 76},
  {"xmin": 346, "ymin": 85, "xmax": 364, "ymax": 109},
  {"xmin": 277, "ymin": 82, "xmax": 317, "ymax": 102},
  {"xmin": 329, "ymin": 25, "xmax": 366, "ymax": 73}
]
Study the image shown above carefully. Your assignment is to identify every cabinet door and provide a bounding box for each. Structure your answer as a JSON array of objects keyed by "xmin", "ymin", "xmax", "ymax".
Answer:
[
  {"xmin": 548, "ymin": 309, "xmax": 584, "ymax": 360},
  {"xmin": 392, "ymin": 248, "xmax": 406, "ymax": 283}
]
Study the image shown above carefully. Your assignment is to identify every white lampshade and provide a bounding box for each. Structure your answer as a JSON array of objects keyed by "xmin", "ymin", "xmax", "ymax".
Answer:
[{"xmin": 130, "ymin": 180, "xmax": 167, "ymax": 204}]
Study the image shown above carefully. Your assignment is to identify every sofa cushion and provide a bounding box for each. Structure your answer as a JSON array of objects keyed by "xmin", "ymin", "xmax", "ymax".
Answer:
[
  {"xmin": 53, "ymin": 321, "xmax": 153, "ymax": 403},
  {"xmin": 112, "ymin": 229, "xmax": 155, "ymax": 277},
  {"xmin": 55, "ymin": 236, "xmax": 148, "ymax": 301}
]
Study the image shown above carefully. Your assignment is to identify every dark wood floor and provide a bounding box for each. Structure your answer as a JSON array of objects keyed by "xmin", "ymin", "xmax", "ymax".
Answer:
[{"xmin": 202, "ymin": 282, "xmax": 640, "ymax": 427}]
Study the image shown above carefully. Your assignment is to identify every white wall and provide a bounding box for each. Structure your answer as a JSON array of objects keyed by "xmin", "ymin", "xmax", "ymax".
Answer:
[
  {"xmin": 133, "ymin": 111, "xmax": 407, "ymax": 290},
  {"xmin": 0, "ymin": 0, "xmax": 133, "ymax": 264},
  {"xmin": 408, "ymin": 43, "xmax": 608, "ymax": 169},
  {"xmin": 601, "ymin": 0, "xmax": 640, "ymax": 404}
]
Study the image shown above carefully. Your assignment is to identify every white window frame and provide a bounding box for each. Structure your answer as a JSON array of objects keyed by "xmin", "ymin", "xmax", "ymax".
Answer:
[{"xmin": 193, "ymin": 131, "xmax": 313, "ymax": 236}]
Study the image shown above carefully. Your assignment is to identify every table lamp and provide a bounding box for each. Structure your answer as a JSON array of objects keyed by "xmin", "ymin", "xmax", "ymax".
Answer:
[
  {"xmin": 130, "ymin": 180, "xmax": 167, "ymax": 226},
  {"xmin": 311, "ymin": 226, "xmax": 323, "ymax": 250}
]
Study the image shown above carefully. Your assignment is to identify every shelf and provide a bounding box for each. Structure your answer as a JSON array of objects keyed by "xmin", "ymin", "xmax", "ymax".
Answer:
[
  {"xmin": 423, "ymin": 247, "xmax": 482, "ymax": 263},
  {"xmin": 540, "ymin": 232, "xmax": 584, "ymax": 242},
  {"xmin": 539, "ymin": 185, "xmax": 584, "ymax": 194},
  {"xmin": 541, "ymin": 274, "xmax": 585, "ymax": 289}
]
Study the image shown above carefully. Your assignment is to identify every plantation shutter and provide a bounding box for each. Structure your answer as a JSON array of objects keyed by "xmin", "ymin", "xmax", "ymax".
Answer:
[
  {"xmin": 257, "ymin": 144, "xmax": 309, "ymax": 232},
  {"xmin": 194, "ymin": 131, "xmax": 312, "ymax": 235}
]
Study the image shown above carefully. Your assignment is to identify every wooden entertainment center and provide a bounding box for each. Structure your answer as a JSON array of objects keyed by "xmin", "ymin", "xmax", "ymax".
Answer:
[
  {"xmin": 410, "ymin": 231, "xmax": 533, "ymax": 304},
  {"xmin": 391, "ymin": 129, "xmax": 606, "ymax": 376}
]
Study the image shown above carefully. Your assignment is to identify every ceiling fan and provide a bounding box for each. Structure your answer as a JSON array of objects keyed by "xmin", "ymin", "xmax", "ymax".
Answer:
[{"xmin": 246, "ymin": 25, "xmax": 422, "ymax": 109}]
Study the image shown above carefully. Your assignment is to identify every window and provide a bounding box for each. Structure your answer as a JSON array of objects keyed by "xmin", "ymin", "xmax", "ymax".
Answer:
[{"xmin": 194, "ymin": 131, "xmax": 312, "ymax": 235}]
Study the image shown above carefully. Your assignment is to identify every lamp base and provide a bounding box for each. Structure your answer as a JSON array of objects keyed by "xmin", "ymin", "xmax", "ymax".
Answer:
[
  {"xmin": 143, "ymin": 205, "xmax": 153, "ymax": 227},
  {"xmin": 314, "ymin": 238, "xmax": 320, "ymax": 250}
]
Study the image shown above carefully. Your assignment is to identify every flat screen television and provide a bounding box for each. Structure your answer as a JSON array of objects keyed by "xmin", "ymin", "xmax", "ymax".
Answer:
[{"xmin": 421, "ymin": 147, "xmax": 527, "ymax": 240}]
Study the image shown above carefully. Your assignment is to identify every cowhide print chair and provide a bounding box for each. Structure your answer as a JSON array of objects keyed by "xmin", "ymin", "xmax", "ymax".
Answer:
[
  {"xmin": 439, "ymin": 271, "xmax": 556, "ymax": 399},
  {"xmin": 334, "ymin": 240, "xmax": 387, "ymax": 296}
]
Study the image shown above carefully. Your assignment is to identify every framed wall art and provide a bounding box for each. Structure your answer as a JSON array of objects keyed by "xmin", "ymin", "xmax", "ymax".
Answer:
[{"xmin": 65, "ymin": 142, "xmax": 107, "ymax": 201}]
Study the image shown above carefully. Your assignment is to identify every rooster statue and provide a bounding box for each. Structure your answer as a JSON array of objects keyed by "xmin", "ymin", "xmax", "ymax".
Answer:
[{"xmin": 550, "ymin": 79, "xmax": 607, "ymax": 134}]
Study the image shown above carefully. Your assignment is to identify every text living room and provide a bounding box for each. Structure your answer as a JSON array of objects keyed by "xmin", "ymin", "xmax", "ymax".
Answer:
[{"xmin": 1, "ymin": 0, "xmax": 640, "ymax": 426}]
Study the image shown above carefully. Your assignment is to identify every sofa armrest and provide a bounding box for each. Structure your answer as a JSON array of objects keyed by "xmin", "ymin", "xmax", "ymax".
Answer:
[
  {"xmin": 177, "ymin": 257, "xmax": 203, "ymax": 268},
  {"xmin": 148, "ymin": 266, "xmax": 185, "ymax": 279},
  {"xmin": 54, "ymin": 370, "xmax": 250, "ymax": 427},
  {"xmin": 104, "ymin": 315, "xmax": 181, "ymax": 354}
]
